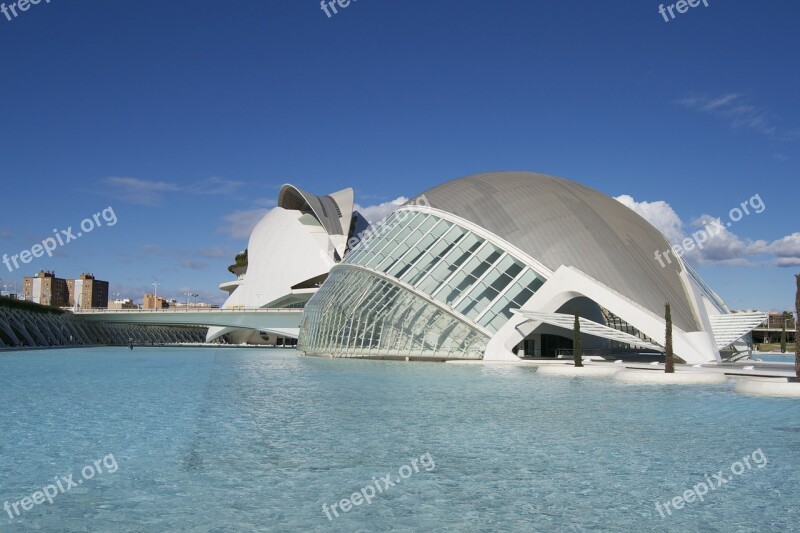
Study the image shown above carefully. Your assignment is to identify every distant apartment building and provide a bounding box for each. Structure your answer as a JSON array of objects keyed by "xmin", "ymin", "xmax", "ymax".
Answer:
[
  {"xmin": 23, "ymin": 271, "xmax": 109, "ymax": 308},
  {"xmin": 764, "ymin": 312, "xmax": 795, "ymax": 330},
  {"xmin": 751, "ymin": 311, "xmax": 797, "ymax": 345},
  {"xmin": 67, "ymin": 273, "xmax": 109, "ymax": 309},
  {"xmin": 143, "ymin": 293, "xmax": 168, "ymax": 310},
  {"xmin": 23, "ymin": 271, "xmax": 69, "ymax": 307}
]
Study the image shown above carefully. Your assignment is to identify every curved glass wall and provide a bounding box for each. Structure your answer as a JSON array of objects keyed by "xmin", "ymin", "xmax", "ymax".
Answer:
[
  {"xmin": 343, "ymin": 209, "xmax": 546, "ymax": 333},
  {"xmin": 299, "ymin": 268, "xmax": 488, "ymax": 359},
  {"xmin": 299, "ymin": 209, "xmax": 548, "ymax": 358}
]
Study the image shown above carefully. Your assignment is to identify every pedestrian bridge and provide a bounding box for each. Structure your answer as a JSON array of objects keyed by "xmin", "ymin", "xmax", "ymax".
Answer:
[{"xmin": 75, "ymin": 308, "xmax": 304, "ymax": 338}]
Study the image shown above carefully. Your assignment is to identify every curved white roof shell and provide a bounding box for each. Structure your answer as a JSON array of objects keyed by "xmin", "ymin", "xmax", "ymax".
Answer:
[
  {"xmin": 415, "ymin": 172, "xmax": 700, "ymax": 332},
  {"xmin": 207, "ymin": 184, "xmax": 356, "ymax": 343}
]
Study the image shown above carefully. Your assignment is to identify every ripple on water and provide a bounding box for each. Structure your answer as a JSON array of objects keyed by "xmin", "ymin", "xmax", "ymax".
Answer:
[{"xmin": 0, "ymin": 347, "xmax": 798, "ymax": 532}]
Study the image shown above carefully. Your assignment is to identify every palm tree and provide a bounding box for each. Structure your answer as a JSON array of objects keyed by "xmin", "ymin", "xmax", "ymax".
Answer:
[
  {"xmin": 780, "ymin": 320, "xmax": 787, "ymax": 354},
  {"xmin": 573, "ymin": 308, "xmax": 583, "ymax": 367},
  {"xmin": 665, "ymin": 303, "xmax": 675, "ymax": 373}
]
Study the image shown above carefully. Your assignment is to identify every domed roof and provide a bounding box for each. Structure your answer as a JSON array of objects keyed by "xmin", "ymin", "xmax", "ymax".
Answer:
[{"xmin": 416, "ymin": 171, "xmax": 700, "ymax": 332}]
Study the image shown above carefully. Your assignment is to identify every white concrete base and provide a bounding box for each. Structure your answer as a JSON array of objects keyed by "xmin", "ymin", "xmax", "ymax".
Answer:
[
  {"xmin": 446, "ymin": 360, "xmax": 528, "ymax": 366},
  {"xmin": 734, "ymin": 378, "xmax": 800, "ymax": 398},
  {"xmin": 536, "ymin": 364, "xmax": 622, "ymax": 377},
  {"xmin": 613, "ymin": 370, "xmax": 728, "ymax": 385}
]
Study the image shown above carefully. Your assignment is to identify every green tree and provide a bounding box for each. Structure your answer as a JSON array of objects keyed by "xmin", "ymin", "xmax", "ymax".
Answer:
[
  {"xmin": 665, "ymin": 303, "xmax": 675, "ymax": 374},
  {"xmin": 573, "ymin": 308, "xmax": 583, "ymax": 367},
  {"xmin": 227, "ymin": 249, "xmax": 249, "ymax": 275}
]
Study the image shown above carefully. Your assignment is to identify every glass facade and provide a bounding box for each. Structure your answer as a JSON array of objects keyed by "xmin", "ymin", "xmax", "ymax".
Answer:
[
  {"xmin": 299, "ymin": 209, "xmax": 547, "ymax": 359},
  {"xmin": 299, "ymin": 268, "xmax": 488, "ymax": 359}
]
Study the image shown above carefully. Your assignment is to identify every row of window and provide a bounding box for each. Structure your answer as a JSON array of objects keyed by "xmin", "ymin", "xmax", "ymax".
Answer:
[
  {"xmin": 343, "ymin": 210, "xmax": 546, "ymax": 333},
  {"xmin": 299, "ymin": 268, "xmax": 488, "ymax": 359}
]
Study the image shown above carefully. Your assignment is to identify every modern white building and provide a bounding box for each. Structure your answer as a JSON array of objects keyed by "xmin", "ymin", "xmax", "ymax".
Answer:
[
  {"xmin": 298, "ymin": 172, "xmax": 765, "ymax": 364},
  {"xmin": 206, "ymin": 184, "xmax": 367, "ymax": 344}
]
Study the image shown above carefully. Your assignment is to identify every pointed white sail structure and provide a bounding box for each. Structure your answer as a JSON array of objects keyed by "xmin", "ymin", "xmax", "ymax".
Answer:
[{"xmin": 207, "ymin": 184, "xmax": 363, "ymax": 344}]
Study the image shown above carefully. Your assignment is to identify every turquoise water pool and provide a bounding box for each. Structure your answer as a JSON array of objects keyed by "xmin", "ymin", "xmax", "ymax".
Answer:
[{"xmin": 1, "ymin": 347, "xmax": 798, "ymax": 531}]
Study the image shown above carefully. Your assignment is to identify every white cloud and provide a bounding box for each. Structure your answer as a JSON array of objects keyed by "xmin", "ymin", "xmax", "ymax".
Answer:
[
  {"xmin": 180, "ymin": 259, "xmax": 209, "ymax": 270},
  {"xmin": 767, "ymin": 233, "xmax": 800, "ymax": 258},
  {"xmin": 686, "ymin": 214, "xmax": 768, "ymax": 263},
  {"xmin": 354, "ymin": 196, "xmax": 409, "ymax": 224},
  {"xmin": 104, "ymin": 176, "xmax": 243, "ymax": 206},
  {"xmin": 138, "ymin": 244, "xmax": 233, "ymax": 259},
  {"xmin": 615, "ymin": 195, "xmax": 799, "ymax": 267},
  {"xmin": 105, "ymin": 177, "xmax": 179, "ymax": 206},
  {"xmin": 675, "ymin": 93, "xmax": 789, "ymax": 137},
  {"xmin": 251, "ymin": 197, "xmax": 278, "ymax": 208},
  {"xmin": 216, "ymin": 198, "xmax": 276, "ymax": 241},
  {"xmin": 186, "ymin": 177, "xmax": 244, "ymax": 196},
  {"xmin": 614, "ymin": 195, "xmax": 684, "ymax": 244},
  {"xmin": 776, "ymin": 257, "xmax": 800, "ymax": 267},
  {"xmin": 218, "ymin": 209, "xmax": 270, "ymax": 239}
]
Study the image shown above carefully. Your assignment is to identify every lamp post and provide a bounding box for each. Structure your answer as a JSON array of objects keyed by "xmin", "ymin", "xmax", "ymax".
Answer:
[{"xmin": 152, "ymin": 281, "xmax": 159, "ymax": 311}]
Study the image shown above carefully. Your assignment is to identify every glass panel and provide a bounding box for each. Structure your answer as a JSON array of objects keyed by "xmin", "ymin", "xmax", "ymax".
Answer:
[
  {"xmin": 303, "ymin": 213, "xmax": 551, "ymax": 353},
  {"xmin": 456, "ymin": 275, "xmax": 498, "ymax": 318},
  {"xmin": 415, "ymin": 215, "xmax": 438, "ymax": 234},
  {"xmin": 362, "ymin": 213, "xmax": 417, "ymax": 268},
  {"xmin": 403, "ymin": 231, "xmax": 462, "ymax": 286},
  {"xmin": 297, "ymin": 267, "xmax": 488, "ymax": 360}
]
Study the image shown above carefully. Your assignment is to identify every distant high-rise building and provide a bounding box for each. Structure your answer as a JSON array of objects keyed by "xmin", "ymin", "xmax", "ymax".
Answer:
[
  {"xmin": 23, "ymin": 271, "xmax": 109, "ymax": 309},
  {"xmin": 66, "ymin": 273, "xmax": 109, "ymax": 309},
  {"xmin": 23, "ymin": 271, "xmax": 69, "ymax": 307}
]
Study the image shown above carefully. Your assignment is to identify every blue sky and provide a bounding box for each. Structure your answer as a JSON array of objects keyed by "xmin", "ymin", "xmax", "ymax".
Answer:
[{"xmin": 0, "ymin": 0, "xmax": 797, "ymax": 311}]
